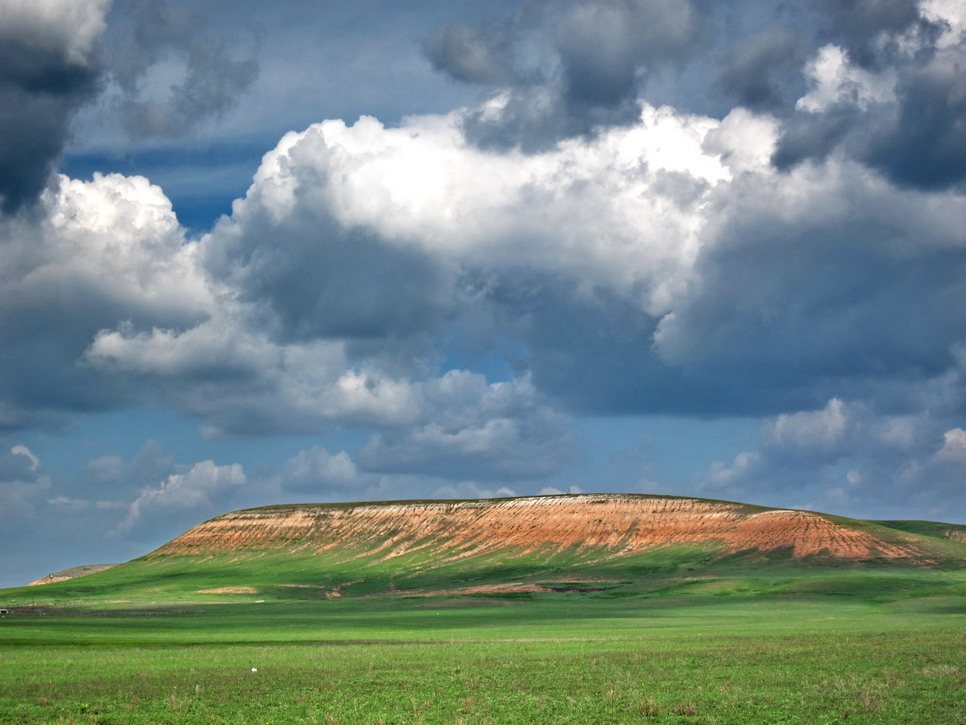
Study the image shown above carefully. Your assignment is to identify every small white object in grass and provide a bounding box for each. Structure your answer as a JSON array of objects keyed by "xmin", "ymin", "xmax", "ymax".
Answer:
[{"xmin": 250, "ymin": 667, "xmax": 257, "ymax": 673}]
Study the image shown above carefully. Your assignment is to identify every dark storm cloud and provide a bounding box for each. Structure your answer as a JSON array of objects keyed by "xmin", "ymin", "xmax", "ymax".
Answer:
[
  {"xmin": 556, "ymin": 0, "xmax": 699, "ymax": 106},
  {"xmin": 770, "ymin": 106, "xmax": 856, "ymax": 170},
  {"xmin": 773, "ymin": 2, "xmax": 966, "ymax": 191},
  {"xmin": 478, "ymin": 273, "xmax": 667, "ymax": 414},
  {"xmin": 477, "ymin": 271, "xmax": 826, "ymax": 419},
  {"xmin": 427, "ymin": 0, "xmax": 703, "ymax": 149},
  {"xmin": 654, "ymin": 165, "xmax": 966, "ymax": 416},
  {"xmin": 107, "ymin": 0, "xmax": 258, "ymax": 139},
  {"xmin": 237, "ymin": 228, "xmax": 449, "ymax": 344},
  {"xmin": 0, "ymin": 292, "xmax": 141, "ymax": 425},
  {"xmin": 714, "ymin": 26, "xmax": 807, "ymax": 111},
  {"xmin": 775, "ymin": 61, "xmax": 966, "ymax": 191},
  {"xmin": 864, "ymin": 60, "xmax": 966, "ymax": 190},
  {"xmin": 0, "ymin": 19, "xmax": 102, "ymax": 213},
  {"xmin": 814, "ymin": 0, "xmax": 936, "ymax": 68}
]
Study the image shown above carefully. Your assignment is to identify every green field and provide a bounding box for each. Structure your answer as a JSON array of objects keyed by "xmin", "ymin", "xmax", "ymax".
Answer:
[
  {"xmin": 2, "ymin": 578, "xmax": 965, "ymax": 724},
  {"xmin": 3, "ymin": 502, "xmax": 965, "ymax": 723}
]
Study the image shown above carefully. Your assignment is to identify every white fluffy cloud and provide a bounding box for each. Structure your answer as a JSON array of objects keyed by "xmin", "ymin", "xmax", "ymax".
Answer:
[
  {"xmin": 120, "ymin": 460, "xmax": 246, "ymax": 532},
  {"xmin": 208, "ymin": 101, "xmax": 755, "ymax": 321},
  {"xmin": 29, "ymin": 173, "xmax": 207, "ymax": 314},
  {"xmin": 65, "ymin": 88, "xmax": 966, "ymax": 441},
  {"xmin": 796, "ymin": 44, "xmax": 896, "ymax": 113},
  {"xmin": 767, "ymin": 398, "xmax": 850, "ymax": 455}
]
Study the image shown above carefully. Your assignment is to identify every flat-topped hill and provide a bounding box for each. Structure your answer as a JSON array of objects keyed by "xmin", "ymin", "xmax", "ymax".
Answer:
[
  {"xmin": 153, "ymin": 494, "xmax": 941, "ymax": 563},
  {"xmin": 6, "ymin": 494, "xmax": 965, "ymax": 605}
]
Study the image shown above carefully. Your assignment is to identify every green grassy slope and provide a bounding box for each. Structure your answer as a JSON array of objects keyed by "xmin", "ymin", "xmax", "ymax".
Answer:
[
  {"xmin": 2, "ymin": 494, "xmax": 965, "ymax": 723},
  {"xmin": 2, "ymin": 494, "xmax": 964, "ymax": 608},
  {"xmin": 876, "ymin": 519, "xmax": 966, "ymax": 541}
]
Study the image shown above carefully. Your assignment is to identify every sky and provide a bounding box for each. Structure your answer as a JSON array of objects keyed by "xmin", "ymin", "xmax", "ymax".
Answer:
[{"xmin": 1, "ymin": 0, "xmax": 965, "ymax": 587}]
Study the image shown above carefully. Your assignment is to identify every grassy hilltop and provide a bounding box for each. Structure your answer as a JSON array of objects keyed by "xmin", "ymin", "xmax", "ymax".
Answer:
[{"xmin": 1, "ymin": 493, "xmax": 964, "ymax": 723}]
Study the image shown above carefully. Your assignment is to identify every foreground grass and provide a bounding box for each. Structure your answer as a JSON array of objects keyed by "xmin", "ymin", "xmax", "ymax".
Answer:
[{"xmin": 1, "ymin": 595, "xmax": 964, "ymax": 724}]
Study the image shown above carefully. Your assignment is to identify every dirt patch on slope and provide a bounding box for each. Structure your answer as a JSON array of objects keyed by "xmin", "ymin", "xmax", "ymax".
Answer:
[{"xmin": 197, "ymin": 586, "xmax": 258, "ymax": 594}]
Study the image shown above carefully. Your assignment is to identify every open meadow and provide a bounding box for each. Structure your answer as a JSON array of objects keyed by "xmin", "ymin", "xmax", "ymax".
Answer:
[
  {"xmin": 4, "ymin": 496, "xmax": 966, "ymax": 723},
  {"xmin": 2, "ymin": 578, "xmax": 965, "ymax": 724}
]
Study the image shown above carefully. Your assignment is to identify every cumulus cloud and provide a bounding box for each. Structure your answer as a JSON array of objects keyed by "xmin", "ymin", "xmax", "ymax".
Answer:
[
  {"xmin": 65, "ymin": 82, "xmax": 966, "ymax": 434},
  {"xmin": 203, "ymin": 103, "xmax": 731, "ymax": 331},
  {"xmin": 10, "ymin": 444, "xmax": 39, "ymax": 471},
  {"xmin": 701, "ymin": 399, "xmax": 964, "ymax": 520},
  {"xmin": 0, "ymin": 55, "xmax": 962, "ymax": 446},
  {"xmin": 86, "ymin": 323, "xmax": 422, "ymax": 435},
  {"xmin": 357, "ymin": 372, "xmax": 577, "ymax": 481},
  {"xmin": 0, "ymin": 0, "xmax": 109, "ymax": 212},
  {"xmin": 73, "ymin": 101, "xmax": 734, "ymax": 431},
  {"xmin": 119, "ymin": 459, "xmax": 246, "ymax": 533},
  {"xmin": 0, "ymin": 172, "xmax": 208, "ymax": 428},
  {"xmin": 795, "ymin": 45, "xmax": 897, "ymax": 113}
]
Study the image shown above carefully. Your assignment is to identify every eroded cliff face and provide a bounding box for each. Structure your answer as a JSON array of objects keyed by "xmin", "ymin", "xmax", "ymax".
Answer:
[{"xmin": 150, "ymin": 494, "xmax": 924, "ymax": 564}]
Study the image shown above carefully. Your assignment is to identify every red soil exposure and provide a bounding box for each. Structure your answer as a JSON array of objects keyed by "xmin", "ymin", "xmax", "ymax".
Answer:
[{"xmin": 151, "ymin": 494, "xmax": 928, "ymax": 566}]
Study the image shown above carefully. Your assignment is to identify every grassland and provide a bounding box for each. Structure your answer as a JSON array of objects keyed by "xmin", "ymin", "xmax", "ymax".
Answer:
[
  {"xmin": 2, "ymin": 499, "xmax": 964, "ymax": 723},
  {"xmin": 2, "ymin": 571, "xmax": 965, "ymax": 724}
]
